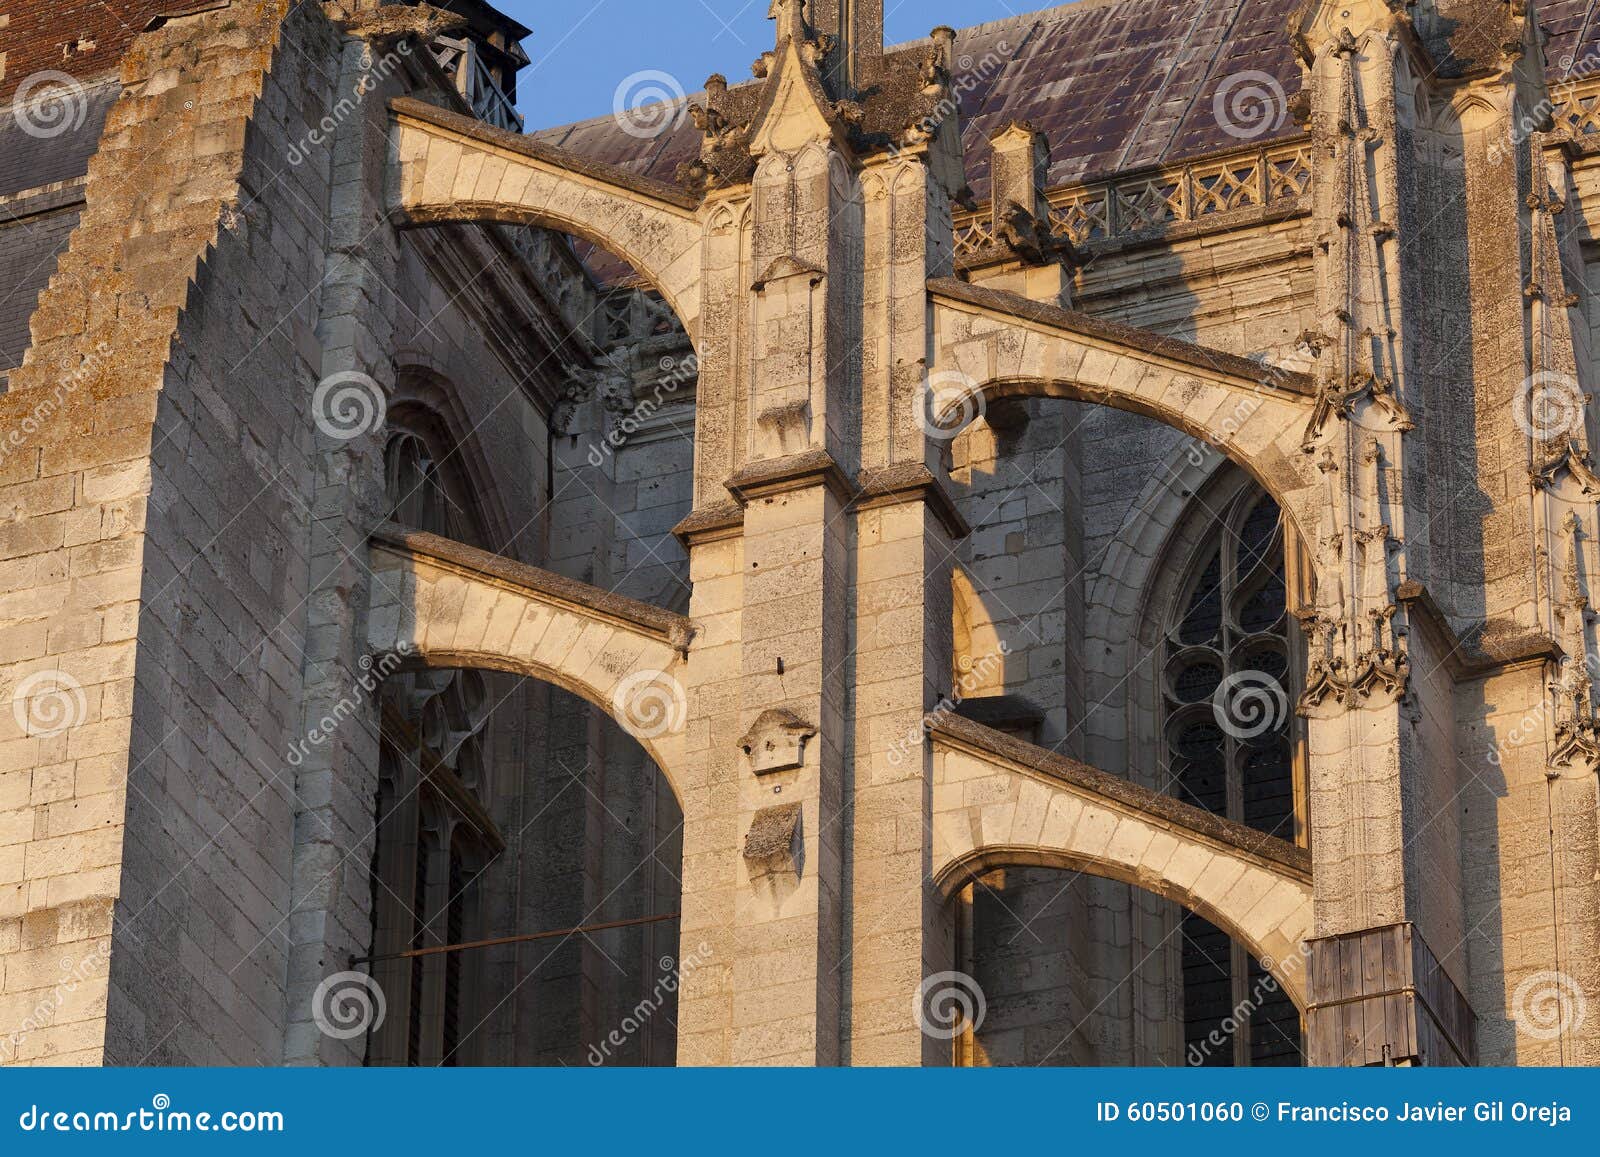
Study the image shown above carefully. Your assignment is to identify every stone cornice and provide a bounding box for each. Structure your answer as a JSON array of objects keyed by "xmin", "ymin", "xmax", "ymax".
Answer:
[
  {"xmin": 853, "ymin": 462, "xmax": 970, "ymax": 540},
  {"xmin": 724, "ymin": 448, "xmax": 857, "ymax": 506},
  {"xmin": 671, "ymin": 501, "xmax": 746, "ymax": 547},
  {"xmin": 1394, "ymin": 580, "xmax": 1561, "ymax": 678}
]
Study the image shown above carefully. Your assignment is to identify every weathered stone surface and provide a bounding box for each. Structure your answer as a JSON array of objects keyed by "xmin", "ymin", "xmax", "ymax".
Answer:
[{"xmin": 0, "ymin": 0, "xmax": 1595, "ymax": 1073}]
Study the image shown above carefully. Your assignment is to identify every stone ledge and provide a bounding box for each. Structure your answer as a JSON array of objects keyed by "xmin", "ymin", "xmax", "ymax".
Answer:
[
  {"xmin": 0, "ymin": 179, "xmax": 87, "ymax": 219},
  {"xmin": 725, "ymin": 448, "xmax": 856, "ymax": 506},
  {"xmin": 389, "ymin": 96, "xmax": 703, "ymax": 214},
  {"xmin": 370, "ymin": 522, "xmax": 695, "ymax": 653},
  {"xmin": 1395, "ymin": 580, "xmax": 1560, "ymax": 677},
  {"xmin": 950, "ymin": 693, "xmax": 1043, "ymax": 735},
  {"xmin": 853, "ymin": 462, "xmax": 970, "ymax": 539},
  {"xmin": 930, "ymin": 713, "xmax": 1312, "ymax": 880},
  {"xmin": 928, "ymin": 276, "xmax": 1315, "ymax": 397},
  {"xmin": 671, "ymin": 500, "xmax": 745, "ymax": 546}
]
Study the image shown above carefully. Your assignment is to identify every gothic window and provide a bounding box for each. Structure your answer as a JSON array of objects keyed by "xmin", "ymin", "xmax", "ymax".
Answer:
[
  {"xmin": 1161, "ymin": 482, "xmax": 1303, "ymax": 1067},
  {"xmin": 367, "ymin": 422, "xmax": 500, "ymax": 1066},
  {"xmin": 384, "ymin": 429, "xmax": 479, "ymax": 546}
]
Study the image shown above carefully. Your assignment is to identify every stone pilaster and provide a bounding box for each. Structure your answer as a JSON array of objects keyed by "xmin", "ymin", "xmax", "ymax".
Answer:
[{"xmin": 1293, "ymin": 1, "xmax": 1472, "ymax": 1063}]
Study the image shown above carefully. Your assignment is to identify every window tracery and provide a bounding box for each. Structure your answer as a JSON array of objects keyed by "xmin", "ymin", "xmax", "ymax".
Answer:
[
  {"xmin": 1161, "ymin": 482, "xmax": 1303, "ymax": 1067},
  {"xmin": 367, "ymin": 420, "xmax": 500, "ymax": 1066}
]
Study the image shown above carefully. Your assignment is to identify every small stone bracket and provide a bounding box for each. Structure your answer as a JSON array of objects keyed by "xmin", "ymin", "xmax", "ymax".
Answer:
[
  {"xmin": 738, "ymin": 707, "xmax": 817, "ymax": 775},
  {"xmin": 743, "ymin": 802, "xmax": 804, "ymax": 879}
]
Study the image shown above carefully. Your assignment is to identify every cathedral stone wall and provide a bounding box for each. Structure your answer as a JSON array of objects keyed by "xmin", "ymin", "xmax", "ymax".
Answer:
[{"xmin": 4, "ymin": 0, "xmax": 1600, "ymax": 1070}]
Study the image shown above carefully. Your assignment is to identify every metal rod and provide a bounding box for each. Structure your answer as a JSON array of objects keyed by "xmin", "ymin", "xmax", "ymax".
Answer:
[{"xmin": 351, "ymin": 911, "xmax": 681, "ymax": 965}]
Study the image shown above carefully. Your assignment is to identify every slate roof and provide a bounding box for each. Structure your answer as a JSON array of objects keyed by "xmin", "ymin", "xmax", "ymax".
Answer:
[
  {"xmin": 535, "ymin": 0, "xmax": 1600, "ymax": 196},
  {"xmin": 1, "ymin": 81, "xmax": 119, "ymax": 200},
  {"xmin": 0, "ymin": 204, "xmax": 83, "ymax": 373},
  {"xmin": 534, "ymin": 0, "xmax": 1312, "ymax": 198}
]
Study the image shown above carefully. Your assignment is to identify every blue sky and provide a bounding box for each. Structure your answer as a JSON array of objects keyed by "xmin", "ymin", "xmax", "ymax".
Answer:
[{"xmin": 500, "ymin": 0, "xmax": 1032, "ymax": 130}]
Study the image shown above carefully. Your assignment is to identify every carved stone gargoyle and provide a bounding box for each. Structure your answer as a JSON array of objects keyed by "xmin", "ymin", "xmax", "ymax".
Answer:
[{"xmin": 738, "ymin": 708, "xmax": 816, "ymax": 775}]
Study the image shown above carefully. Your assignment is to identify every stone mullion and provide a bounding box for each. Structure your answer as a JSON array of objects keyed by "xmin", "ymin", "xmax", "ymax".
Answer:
[
  {"xmin": 367, "ymin": 743, "xmax": 420, "ymax": 1066},
  {"xmin": 413, "ymin": 812, "xmax": 451, "ymax": 1067}
]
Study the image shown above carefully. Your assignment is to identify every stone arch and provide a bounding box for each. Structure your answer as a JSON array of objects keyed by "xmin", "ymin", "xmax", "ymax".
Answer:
[
  {"xmin": 927, "ymin": 278, "xmax": 1323, "ymax": 549},
  {"xmin": 930, "ymin": 716, "xmax": 1313, "ymax": 1009},
  {"xmin": 389, "ymin": 98, "xmax": 703, "ymax": 342},
  {"xmin": 366, "ymin": 524, "xmax": 695, "ymax": 793}
]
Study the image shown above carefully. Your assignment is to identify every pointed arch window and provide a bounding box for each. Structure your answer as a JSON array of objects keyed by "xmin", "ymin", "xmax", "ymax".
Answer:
[
  {"xmin": 384, "ymin": 428, "xmax": 481, "ymax": 546},
  {"xmin": 1161, "ymin": 482, "xmax": 1303, "ymax": 1067},
  {"xmin": 367, "ymin": 418, "xmax": 501, "ymax": 1066}
]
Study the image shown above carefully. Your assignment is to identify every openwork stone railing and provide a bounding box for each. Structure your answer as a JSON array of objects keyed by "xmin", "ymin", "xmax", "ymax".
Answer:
[
  {"xmin": 1553, "ymin": 76, "xmax": 1600, "ymax": 137},
  {"xmin": 953, "ymin": 138, "xmax": 1314, "ymax": 257}
]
